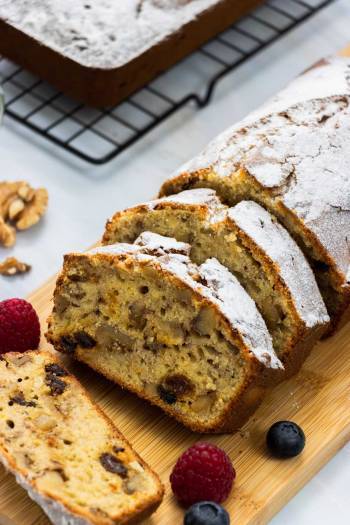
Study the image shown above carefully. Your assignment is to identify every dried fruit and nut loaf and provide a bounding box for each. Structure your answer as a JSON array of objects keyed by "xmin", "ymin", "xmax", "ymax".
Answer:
[
  {"xmin": 0, "ymin": 351, "xmax": 163, "ymax": 525},
  {"xmin": 46, "ymin": 232, "xmax": 282, "ymax": 433},
  {"xmin": 160, "ymin": 57, "xmax": 350, "ymax": 335},
  {"xmin": 103, "ymin": 188, "xmax": 329, "ymax": 378}
]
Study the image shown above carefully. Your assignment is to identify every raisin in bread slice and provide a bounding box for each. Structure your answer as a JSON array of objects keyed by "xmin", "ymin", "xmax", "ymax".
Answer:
[
  {"xmin": 46, "ymin": 232, "xmax": 282, "ymax": 434},
  {"xmin": 160, "ymin": 57, "xmax": 350, "ymax": 335},
  {"xmin": 0, "ymin": 351, "xmax": 163, "ymax": 525},
  {"xmin": 103, "ymin": 188, "xmax": 329, "ymax": 378}
]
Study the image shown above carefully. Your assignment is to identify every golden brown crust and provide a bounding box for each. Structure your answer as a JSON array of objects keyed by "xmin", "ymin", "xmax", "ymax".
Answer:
[{"xmin": 0, "ymin": 350, "xmax": 164, "ymax": 525}]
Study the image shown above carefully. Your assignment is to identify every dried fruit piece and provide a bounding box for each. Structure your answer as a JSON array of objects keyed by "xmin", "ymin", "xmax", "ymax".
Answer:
[
  {"xmin": 74, "ymin": 331, "xmax": 96, "ymax": 348},
  {"xmin": 45, "ymin": 363, "xmax": 68, "ymax": 377},
  {"xmin": 157, "ymin": 385, "xmax": 177, "ymax": 405},
  {"xmin": 163, "ymin": 374, "xmax": 194, "ymax": 397},
  {"xmin": 0, "ymin": 257, "xmax": 31, "ymax": 276},
  {"xmin": 60, "ymin": 336, "xmax": 77, "ymax": 354},
  {"xmin": 45, "ymin": 371, "xmax": 67, "ymax": 396},
  {"xmin": 99, "ymin": 453, "xmax": 128, "ymax": 478},
  {"xmin": 9, "ymin": 392, "xmax": 36, "ymax": 407}
]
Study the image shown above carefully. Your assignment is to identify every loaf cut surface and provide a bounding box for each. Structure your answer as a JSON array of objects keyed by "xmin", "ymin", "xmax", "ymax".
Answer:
[
  {"xmin": 103, "ymin": 188, "xmax": 329, "ymax": 378},
  {"xmin": 0, "ymin": 351, "xmax": 163, "ymax": 525},
  {"xmin": 46, "ymin": 232, "xmax": 282, "ymax": 433},
  {"xmin": 160, "ymin": 57, "xmax": 350, "ymax": 334}
]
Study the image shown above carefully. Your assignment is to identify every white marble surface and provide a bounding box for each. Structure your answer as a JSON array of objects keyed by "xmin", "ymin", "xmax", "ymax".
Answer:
[{"xmin": 0, "ymin": 0, "xmax": 349, "ymax": 523}]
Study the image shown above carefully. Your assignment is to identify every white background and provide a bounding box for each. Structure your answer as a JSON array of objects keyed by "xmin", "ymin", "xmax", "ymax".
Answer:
[{"xmin": 1, "ymin": 0, "xmax": 349, "ymax": 523}]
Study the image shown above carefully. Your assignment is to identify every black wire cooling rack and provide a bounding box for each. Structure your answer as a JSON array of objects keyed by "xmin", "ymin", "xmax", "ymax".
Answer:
[{"xmin": 0, "ymin": 0, "xmax": 336, "ymax": 164}]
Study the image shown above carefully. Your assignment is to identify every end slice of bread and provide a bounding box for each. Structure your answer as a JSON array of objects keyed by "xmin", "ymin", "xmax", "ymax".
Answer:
[
  {"xmin": 0, "ymin": 351, "xmax": 163, "ymax": 525},
  {"xmin": 46, "ymin": 232, "xmax": 282, "ymax": 433},
  {"xmin": 103, "ymin": 189, "xmax": 329, "ymax": 378}
]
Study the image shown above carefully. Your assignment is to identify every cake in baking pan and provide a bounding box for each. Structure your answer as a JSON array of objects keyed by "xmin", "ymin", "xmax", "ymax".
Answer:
[{"xmin": 0, "ymin": 0, "xmax": 264, "ymax": 106}]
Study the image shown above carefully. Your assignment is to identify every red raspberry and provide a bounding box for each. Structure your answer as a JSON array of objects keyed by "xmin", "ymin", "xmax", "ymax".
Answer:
[
  {"xmin": 0, "ymin": 298, "xmax": 40, "ymax": 354},
  {"xmin": 170, "ymin": 442, "xmax": 235, "ymax": 507}
]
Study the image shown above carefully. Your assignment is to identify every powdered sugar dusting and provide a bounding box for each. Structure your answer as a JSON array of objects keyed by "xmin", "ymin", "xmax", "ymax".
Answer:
[
  {"xmin": 137, "ymin": 188, "xmax": 226, "ymax": 223},
  {"xmin": 0, "ymin": 0, "xmax": 223, "ymax": 68},
  {"xmin": 247, "ymin": 56, "xmax": 350, "ymax": 122},
  {"xmin": 154, "ymin": 188, "xmax": 221, "ymax": 208},
  {"xmin": 89, "ymin": 233, "xmax": 200, "ymax": 284},
  {"xmin": 135, "ymin": 231, "xmax": 191, "ymax": 255},
  {"xmin": 198, "ymin": 258, "xmax": 281, "ymax": 369},
  {"xmin": 87, "ymin": 232, "xmax": 282, "ymax": 370},
  {"xmin": 135, "ymin": 187, "xmax": 222, "ymax": 211},
  {"xmin": 88, "ymin": 243, "xmax": 142, "ymax": 257},
  {"xmin": 174, "ymin": 58, "xmax": 350, "ymax": 279},
  {"xmin": 229, "ymin": 201, "xmax": 329, "ymax": 328}
]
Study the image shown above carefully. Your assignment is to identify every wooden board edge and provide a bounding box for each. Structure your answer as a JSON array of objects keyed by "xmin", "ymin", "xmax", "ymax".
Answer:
[{"xmin": 252, "ymin": 427, "xmax": 350, "ymax": 524}]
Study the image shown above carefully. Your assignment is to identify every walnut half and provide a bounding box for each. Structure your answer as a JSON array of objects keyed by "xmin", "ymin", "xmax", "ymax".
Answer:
[
  {"xmin": 0, "ymin": 257, "xmax": 31, "ymax": 276},
  {"xmin": 0, "ymin": 181, "xmax": 48, "ymax": 247}
]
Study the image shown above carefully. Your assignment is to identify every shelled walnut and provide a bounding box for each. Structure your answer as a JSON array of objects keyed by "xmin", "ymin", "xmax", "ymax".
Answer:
[
  {"xmin": 0, "ymin": 257, "xmax": 31, "ymax": 276},
  {"xmin": 0, "ymin": 181, "xmax": 48, "ymax": 247}
]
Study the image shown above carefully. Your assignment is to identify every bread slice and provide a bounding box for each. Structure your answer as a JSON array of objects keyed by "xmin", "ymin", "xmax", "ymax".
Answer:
[
  {"xmin": 159, "ymin": 57, "xmax": 350, "ymax": 335},
  {"xmin": 46, "ymin": 232, "xmax": 282, "ymax": 433},
  {"xmin": 0, "ymin": 350, "xmax": 163, "ymax": 525},
  {"xmin": 103, "ymin": 188, "xmax": 329, "ymax": 378}
]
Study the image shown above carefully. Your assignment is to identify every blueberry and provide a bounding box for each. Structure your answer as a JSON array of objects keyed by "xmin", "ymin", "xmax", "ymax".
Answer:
[
  {"xmin": 266, "ymin": 421, "xmax": 305, "ymax": 458},
  {"xmin": 184, "ymin": 501, "xmax": 230, "ymax": 525}
]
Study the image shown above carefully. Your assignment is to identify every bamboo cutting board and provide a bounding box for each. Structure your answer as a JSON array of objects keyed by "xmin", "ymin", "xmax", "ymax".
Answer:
[
  {"xmin": 2, "ymin": 46, "xmax": 350, "ymax": 525},
  {"xmin": 1, "ymin": 278, "xmax": 349, "ymax": 525}
]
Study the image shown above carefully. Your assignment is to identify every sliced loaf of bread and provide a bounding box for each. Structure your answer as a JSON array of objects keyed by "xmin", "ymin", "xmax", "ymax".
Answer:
[
  {"xmin": 46, "ymin": 232, "xmax": 282, "ymax": 433},
  {"xmin": 103, "ymin": 189, "xmax": 329, "ymax": 378},
  {"xmin": 0, "ymin": 351, "xmax": 163, "ymax": 525},
  {"xmin": 159, "ymin": 57, "xmax": 350, "ymax": 335}
]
